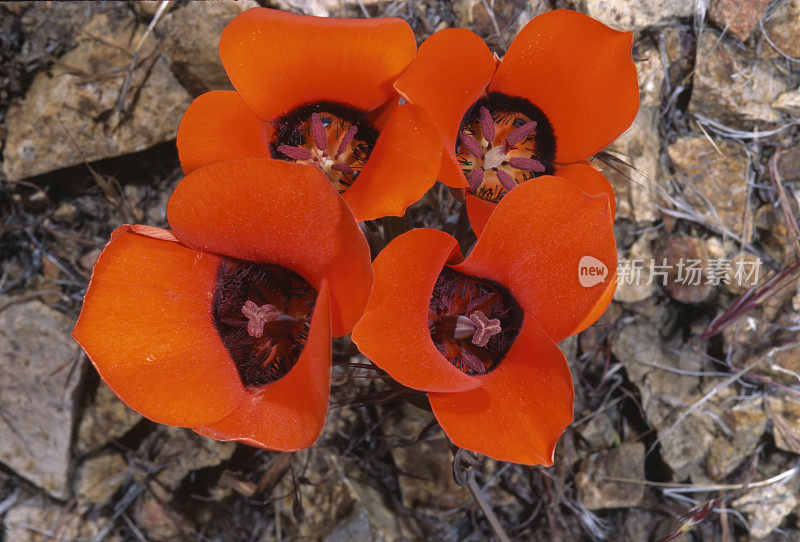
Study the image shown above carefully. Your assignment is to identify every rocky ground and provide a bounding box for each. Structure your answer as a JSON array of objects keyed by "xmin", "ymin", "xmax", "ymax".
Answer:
[{"xmin": 1, "ymin": 0, "xmax": 799, "ymax": 540}]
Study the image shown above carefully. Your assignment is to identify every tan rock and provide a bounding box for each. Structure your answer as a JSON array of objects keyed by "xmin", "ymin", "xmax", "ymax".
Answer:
[
  {"xmin": 667, "ymin": 136, "xmax": 749, "ymax": 239},
  {"xmin": 763, "ymin": 0, "xmax": 800, "ymax": 59},
  {"xmin": 753, "ymin": 344, "xmax": 800, "ymax": 387},
  {"xmin": 0, "ymin": 300, "xmax": 83, "ymax": 499},
  {"xmin": 706, "ymin": 396, "xmax": 766, "ymax": 480},
  {"xmin": 453, "ymin": 0, "xmax": 531, "ymax": 50},
  {"xmin": 134, "ymin": 493, "xmax": 195, "ymax": 541},
  {"xmin": 388, "ymin": 405, "xmax": 469, "ymax": 511},
  {"xmin": 75, "ymin": 452, "xmax": 128, "ymax": 505},
  {"xmin": 773, "ymin": 88, "xmax": 800, "ymax": 116},
  {"xmin": 765, "ymin": 392, "xmax": 800, "ymax": 454},
  {"xmin": 2, "ymin": 13, "xmax": 192, "ymax": 181},
  {"xmin": 689, "ymin": 32, "xmax": 789, "ymax": 127},
  {"xmin": 708, "ymin": 0, "xmax": 771, "ymax": 41},
  {"xmin": 777, "ymin": 144, "xmax": 800, "ymax": 182},
  {"xmin": 150, "ymin": 426, "xmax": 236, "ymax": 491},
  {"xmin": 651, "ymin": 235, "xmax": 714, "ymax": 304},
  {"xmin": 279, "ymin": 448, "xmax": 422, "ymax": 540}
]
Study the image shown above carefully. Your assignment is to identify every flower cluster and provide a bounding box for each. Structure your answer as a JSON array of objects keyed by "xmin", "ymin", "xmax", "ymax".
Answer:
[{"xmin": 74, "ymin": 7, "xmax": 637, "ymax": 465}]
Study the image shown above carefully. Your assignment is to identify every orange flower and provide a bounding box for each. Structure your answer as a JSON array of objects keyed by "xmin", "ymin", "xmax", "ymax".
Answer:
[
  {"xmin": 177, "ymin": 8, "xmax": 442, "ymax": 222},
  {"xmin": 73, "ymin": 160, "xmax": 372, "ymax": 450},
  {"xmin": 394, "ymin": 10, "xmax": 639, "ymax": 234},
  {"xmin": 352, "ymin": 174, "xmax": 616, "ymax": 465}
]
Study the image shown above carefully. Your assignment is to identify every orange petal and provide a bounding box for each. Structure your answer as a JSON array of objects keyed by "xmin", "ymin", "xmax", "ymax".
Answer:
[
  {"xmin": 177, "ymin": 91, "xmax": 272, "ymax": 175},
  {"xmin": 429, "ymin": 313, "xmax": 573, "ymax": 466},
  {"xmin": 342, "ymin": 104, "xmax": 441, "ymax": 221},
  {"xmin": 454, "ymin": 176, "xmax": 616, "ymax": 343},
  {"xmin": 464, "ymin": 192, "xmax": 496, "ymax": 237},
  {"xmin": 555, "ymin": 162, "xmax": 616, "ymax": 221},
  {"xmin": 489, "ymin": 10, "xmax": 639, "ymax": 163},
  {"xmin": 438, "ymin": 151, "xmax": 469, "ymax": 189},
  {"xmin": 167, "ymin": 159, "xmax": 372, "ymax": 337},
  {"xmin": 194, "ymin": 281, "xmax": 332, "ymax": 451},
  {"xmin": 220, "ymin": 8, "xmax": 415, "ymax": 120},
  {"xmin": 466, "ymin": 162, "xmax": 615, "ymax": 236},
  {"xmin": 73, "ymin": 226, "xmax": 247, "ymax": 427},
  {"xmin": 395, "ymin": 28, "xmax": 494, "ymax": 188},
  {"xmin": 352, "ymin": 229, "xmax": 482, "ymax": 393}
]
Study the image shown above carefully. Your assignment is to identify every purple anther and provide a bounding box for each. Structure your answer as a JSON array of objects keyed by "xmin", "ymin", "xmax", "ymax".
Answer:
[
  {"xmin": 331, "ymin": 163, "xmax": 355, "ymax": 175},
  {"xmin": 507, "ymin": 157, "xmax": 546, "ymax": 173},
  {"xmin": 496, "ymin": 169, "xmax": 517, "ymax": 192},
  {"xmin": 479, "ymin": 106, "xmax": 495, "ymax": 142},
  {"xmin": 465, "ymin": 291, "xmax": 496, "ymax": 313},
  {"xmin": 460, "ymin": 349, "xmax": 487, "ymax": 375},
  {"xmin": 277, "ymin": 144, "xmax": 312, "ymax": 161},
  {"xmin": 469, "ymin": 310, "xmax": 502, "ymax": 347},
  {"xmin": 458, "ymin": 132, "xmax": 484, "ymax": 158},
  {"xmin": 505, "ymin": 121, "xmax": 538, "ymax": 147},
  {"xmin": 310, "ymin": 113, "xmax": 328, "ymax": 151},
  {"xmin": 335, "ymin": 125, "xmax": 359, "ymax": 157},
  {"xmin": 466, "ymin": 168, "xmax": 485, "ymax": 192}
]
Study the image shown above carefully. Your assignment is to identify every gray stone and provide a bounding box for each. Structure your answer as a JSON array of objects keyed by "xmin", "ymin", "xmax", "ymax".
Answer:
[
  {"xmin": 576, "ymin": 412, "xmax": 620, "ymax": 450},
  {"xmin": 157, "ymin": 0, "xmax": 258, "ymax": 97},
  {"xmin": 3, "ymin": 497, "xmax": 107, "ymax": 541},
  {"xmin": 689, "ymin": 32, "xmax": 790, "ymax": 127},
  {"xmin": 610, "ymin": 320, "xmax": 721, "ymax": 481},
  {"xmin": 2, "ymin": 12, "xmax": 192, "ymax": 181},
  {"xmin": 75, "ymin": 381, "xmax": 142, "ymax": 456},
  {"xmin": 636, "ymin": 41, "xmax": 666, "ymax": 108},
  {"xmin": 614, "ymin": 231, "xmax": 658, "ymax": 303},
  {"xmin": 733, "ymin": 482, "xmax": 798, "ymax": 539},
  {"xmin": 0, "ymin": 300, "xmax": 83, "ymax": 499},
  {"xmin": 324, "ymin": 507, "xmax": 373, "ymax": 542},
  {"xmin": 601, "ymin": 107, "xmax": 660, "ymax": 223},
  {"xmin": 575, "ymin": 442, "xmax": 645, "ymax": 509},
  {"xmin": 667, "ymin": 136, "xmax": 750, "ymax": 239},
  {"xmin": 272, "ymin": 0, "xmax": 383, "ymax": 17},
  {"xmin": 583, "ymin": 0, "xmax": 693, "ymax": 32}
]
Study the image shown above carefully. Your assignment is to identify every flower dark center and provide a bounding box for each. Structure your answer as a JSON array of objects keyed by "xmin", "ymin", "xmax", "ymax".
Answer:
[
  {"xmin": 213, "ymin": 259, "xmax": 317, "ymax": 388},
  {"xmin": 428, "ymin": 267, "xmax": 523, "ymax": 376},
  {"xmin": 457, "ymin": 92, "xmax": 556, "ymax": 203},
  {"xmin": 270, "ymin": 102, "xmax": 379, "ymax": 194}
]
